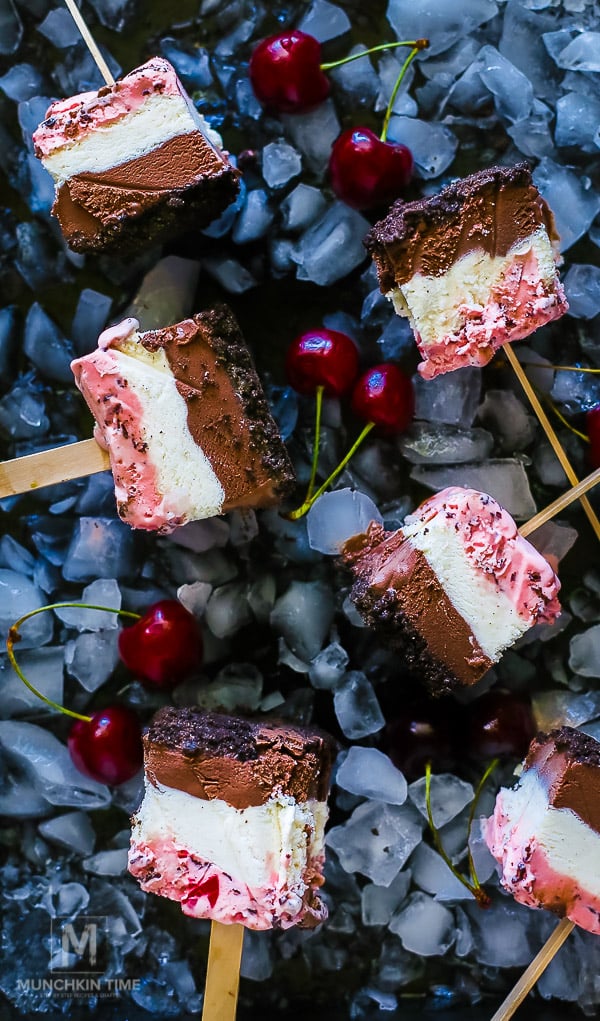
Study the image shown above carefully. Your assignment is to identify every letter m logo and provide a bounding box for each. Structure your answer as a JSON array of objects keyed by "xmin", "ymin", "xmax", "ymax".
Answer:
[{"xmin": 61, "ymin": 921, "xmax": 97, "ymax": 966}]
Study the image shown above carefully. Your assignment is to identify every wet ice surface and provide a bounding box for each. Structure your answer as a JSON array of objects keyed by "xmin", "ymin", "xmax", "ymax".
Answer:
[{"xmin": 2, "ymin": 0, "xmax": 600, "ymax": 1015}]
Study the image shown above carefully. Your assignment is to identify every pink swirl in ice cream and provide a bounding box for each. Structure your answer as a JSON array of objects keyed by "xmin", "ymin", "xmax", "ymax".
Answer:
[
  {"xmin": 406, "ymin": 487, "xmax": 561, "ymax": 624},
  {"xmin": 33, "ymin": 59, "xmax": 185, "ymax": 158},
  {"xmin": 98, "ymin": 318, "xmax": 139, "ymax": 350}
]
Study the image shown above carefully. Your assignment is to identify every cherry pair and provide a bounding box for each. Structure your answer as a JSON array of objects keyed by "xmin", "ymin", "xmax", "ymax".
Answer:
[
  {"xmin": 250, "ymin": 30, "xmax": 429, "ymax": 210},
  {"xmin": 8, "ymin": 599, "xmax": 202, "ymax": 785},
  {"xmin": 285, "ymin": 328, "xmax": 414, "ymax": 519}
]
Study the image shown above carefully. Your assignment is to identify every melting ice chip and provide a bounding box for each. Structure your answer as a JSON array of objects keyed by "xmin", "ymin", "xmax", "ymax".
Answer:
[{"xmin": 307, "ymin": 488, "xmax": 383, "ymax": 554}]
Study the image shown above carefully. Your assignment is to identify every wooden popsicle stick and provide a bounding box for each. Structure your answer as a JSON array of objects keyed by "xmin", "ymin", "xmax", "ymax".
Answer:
[
  {"xmin": 504, "ymin": 345, "xmax": 600, "ymax": 542},
  {"xmin": 63, "ymin": 0, "xmax": 115, "ymax": 86},
  {"xmin": 202, "ymin": 922, "xmax": 244, "ymax": 1021},
  {"xmin": 0, "ymin": 439, "xmax": 109, "ymax": 498},
  {"xmin": 489, "ymin": 917, "xmax": 575, "ymax": 1021},
  {"xmin": 519, "ymin": 466, "xmax": 600, "ymax": 537}
]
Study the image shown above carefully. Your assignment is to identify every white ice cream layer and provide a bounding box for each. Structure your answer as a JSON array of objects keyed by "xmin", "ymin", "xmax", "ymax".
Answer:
[
  {"xmin": 491, "ymin": 769, "xmax": 600, "ymax": 898},
  {"xmin": 132, "ymin": 779, "xmax": 328, "ymax": 892},
  {"xmin": 387, "ymin": 227, "xmax": 556, "ymax": 346},
  {"xmin": 402, "ymin": 513, "xmax": 528, "ymax": 661},
  {"xmin": 42, "ymin": 92, "xmax": 224, "ymax": 186},
  {"xmin": 110, "ymin": 339, "xmax": 225, "ymax": 520}
]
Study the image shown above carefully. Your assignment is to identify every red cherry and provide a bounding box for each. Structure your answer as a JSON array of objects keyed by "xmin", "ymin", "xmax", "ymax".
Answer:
[
  {"xmin": 586, "ymin": 406, "xmax": 600, "ymax": 469},
  {"xmin": 466, "ymin": 691, "xmax": 536, "ymax": 763},
  {"xmin": 351, "ymin": 363, "xmax": 414, "ymax": 435},
  {"xmin": 68, "ymin": 705, "xmax": 143, "ymax": 785},
  {"xmin": 249, "ymin": 30, "xmax": 330, "ymax": 113},
  {"xmin": 383, "ymin": 702, "xmax": 459, "ymax": 783},
  {"xmin": 118, "ymin": 600, "xmax": 203, "ymax": 689},
  {"xmin": 285, "ymin": 329, "xmax": 360, "ymax": 398},
  {"xmin": 328, "ymin": 126, "xmax": 413, "ymax": 210}
]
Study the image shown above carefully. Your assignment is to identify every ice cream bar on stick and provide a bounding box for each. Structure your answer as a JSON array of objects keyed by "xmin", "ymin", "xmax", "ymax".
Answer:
[
  {"xmin": 484, "ymin": 726, "xmax": 600, "ymax": 1020},
  {"xmin": 0, "ymin": 306, "xmax": 295, "ymax": 530},
  {"xmin": 128, "ymin": 707, "xmax": 337, "ymax": 1020},
  {"xmin": 342, "ymin": 486, "xmax": 562, "ymax": 696},
  {"xmin": 364, "ymin": 163, "xmax": 600, "ymax": 541},
  {"xmin": 33, "ymin": 52, "xmax": 240, "ymax": 253}
]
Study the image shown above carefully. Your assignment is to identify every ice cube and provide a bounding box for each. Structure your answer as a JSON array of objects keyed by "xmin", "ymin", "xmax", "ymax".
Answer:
[
  {"xmin": 83, "ymin": 848, "xmax": 128, "ymax": 875},
  {"xmin": 410, "ymin": 459, "xmax": 537, "ymax": 519},
  {"xmin": 477, "ymin": 391, "xmax": 535, "ymax": 453},
  {"xmin": 0, "ymin": 646, "xmax": 64, "ymax": 716},
  {"xmin": 71, "ymin": 288, "xmax": 112, "ymax": 357},
  {"xmin": 387, "ymin": 116, "xmax": 458, "ymax": 179},
  {"xmin": 533, "ymin": 158, "xmax": 600, "ymax": 251},
  {"xmin": 556, "ymin": 32, "xmax": 600, "ymax": 72},
  {"xmin": 205, "ymin": 582, "xmax": 253, "ymax": 639},
  {"xmin": 160, "ymin": 39, "xmax": 213, "ymax": 89},
  {"xmin": 282, "ymin": 100, "xmax": 341, "ymax": 175},
  {"xmin": 261, "ymin": 141, "xmax": 302, "ymax": 190},
  {"xmin": 202, "ymin": 255, "xmax": 257, "ymax": 293},
  {"xmin": 307, "ymin": 488, "xmax": 382, "ymax": 554},
  {"xmin": 498, "ymin": 1, "xmax": 559, "ymax": 102},
  {"xmin": 240, "ymin": 930, "xmax": 274, "ymax": 981},
  {"xmin": 376, "ymin": 54, "xmax": 417, "ymax": 117},
  {"xmin": 298, "ymin": 0, "xmax": 351, "ymax": 42},
  {"xmin": 551, "ymin": 367, "xmax": 600, "ymax": 413},
  {"xmin": 361, "ymin": 870, "xmax": 411, "ymax": 926},
  {"xmin": 330, "ymin": 42, "xmax": 379, "ymax": 107},
  {"xmin": 399, "ymin": 423, "xmax": 494, "ymax": 465},
  {"xmin": 270, "ymin": 580, "xmax": 335, "ymax": 662},
  {"xmin": 326, "ymin": 800, "xmax": 423, "ymax": 884},
  {"xmin": 337, "ymin": 747, "xmax": 408, "ymax": 805},
  {"xmin": 280, "ymin": 184, "xmax": 327, "ymax": 233},
  {"xmin": 55, "ymin": 579, "xmax": 121, "ymax": 630},
  {"xmin": 466, "ymin": 896, "xmax": 534, "ymax": 966},
  {"xmin": 194, "ymin": 663, "xmax": 263, "ymax": 713},
  {"xmin": 556, "ymin": 92, "xmax": 600, "ymax": 153},
  {"xmin": 409, "ymin": 773, "xmax": 474, "ymax": 829},
  {"xmin": 24, "ymin": 303, "xmax": 75, "ymax": 384},
  {"xmin": 292, "ymin": 202, "xmax": 370, "ymax": 286},
  {"xmin": 410, "ymin": 842, "xmax": 474, "ymax": 901},
  {"xmin": 0, "ymin": 64, "xmax": 46, "ymax": 102},
  {"xmin": 37, "ymin": 8, "xmax": 81, "ymax": 47},
  {"xmin": 387, "ymin": 0, "xmax": 498, "ymax": 57},
  {"xmin": 0, "ymin": 0, "xmax": 23, "ymax": 56},
  {"xmin": 389, "ymin": 892, "xmax": 455, "ymax": 955},
  {"xmin": 477, "ymin": 45, "xmax": 534, "ymax": 123},
  {"xmin": 38, "ymin": 811, "xmax": 95, "ymax": 856},
  {"xmin": 0, "ymin": 570, "xmax": 52, "ymax": 649},
  {"xmin": 413, "ymin": 368, "xmax": 481, "ymax": 427},
  {"xmin": 563, "ymin": 264, "xmax": 600, "ymax": 318},
  {"xmin": 232, "ymin": 189, "xmax": 275, "ymax": 244},
  {"xmin": 65, "ymin": 630, "xmax": 120, "ymax": 692},
  {"xmin": 569, "ymin": 625, "xmax": 600, "ymax": 677},
  {"xmin": 62, "ymin": 519, "xmax": 136, "ymax": 582},
  {"xmin": 0, "ymin": 721, "xmax": 110, "ymax": 808},
  {"xmin": 308, "ymin": 642, "xmax": 349, "ymax": 690},
  {"xmin": 87, "ymin": 0, "xmax": 135, "ymax": 31},
  {"xmin": 334, "ymin": 671, "xmax": 385, "ymax": 739},
  {"xmin": 533, "ymin": 689, "xmax": 600, "ymax": 731}
]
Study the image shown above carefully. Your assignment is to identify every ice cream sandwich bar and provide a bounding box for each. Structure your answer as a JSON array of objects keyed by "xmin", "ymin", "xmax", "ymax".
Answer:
[
  {"xmin": 33, "ymin": 58, "xmax": 240, "ymax": 253},
  {"xmin": 364, "ymin": 164, "xmax": 568, "ymax": 380},
  {"xmin": 128, "ymin": 706, "xmax": 337, "ymax": 930},
  {"xmin": 485, "ymin": 727, "xmax": 600, "ymax": 935},
  {"xmin": 71, "ymin": 305, "xmax": 295, "ymax": 532},
  {"xmin": 342, "ymin": 486, "xmax": 561, "ymax": 695}
]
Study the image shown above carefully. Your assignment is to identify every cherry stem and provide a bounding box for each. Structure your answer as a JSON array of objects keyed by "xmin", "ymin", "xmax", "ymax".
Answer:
[
  {"xmin": 425, "ymin": 761, "xmax": 493, "ymax": 908},
  {"xmin": 466, "ymin": 757, "xmax": 499, "ymax": 896},
  {"xmin": 286, "ymin": 421, "xmax": 375, "ymax": 520},
  {"xmin": 526, "ymin": 362, "xmax": 600, "ymax": 374},
  {"xmin": 380, "ymin": 39, "xmax": 428, "ymax": 143},
  {"xmin": 531, "ymin": 384, "xmax": 590, "ymax": 443},
  {"xmin": 320, "ymin": 39, "xmax": 427, "ymax": 72},
  {"xmin": 306, "ymin": 385, "xmax": 325, "ymax": 502},
  {"xmin": 6, "ymin": 602, "xmax": 140, "ymax": 722}
]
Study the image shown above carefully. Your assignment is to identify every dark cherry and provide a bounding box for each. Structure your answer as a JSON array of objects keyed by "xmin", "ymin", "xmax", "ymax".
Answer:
[
  {"xmin": 249, "ymin": 30, "xmax": 330, "ymax": 113},
  {"xmin": 466, "ymin": 691, "xmax": 536, "ymax": 762},
  {"xmin": 68, "ymin": 706, "xmax": 143, "ymax": 785},
  {"xmin": 118, "ymin": 599, "xmax": 203, "ymax": 689},
  {"xmin": 285, "ymin": 328, "xmax": 360, "ymax": 398},
  {"xmin": 351, "ymin": 362, "xmax": 414, "ymax": 435},
  {"xmin": 328, "ymin": 126, "xmax": 413, "ymax": 210},
  {"xmin": 586, "ymin": 405, "xmax": 600, "ymax": 469},
  {"xmin": 383, "ymin": 702, "xmax": 458, "ymax": 783}
]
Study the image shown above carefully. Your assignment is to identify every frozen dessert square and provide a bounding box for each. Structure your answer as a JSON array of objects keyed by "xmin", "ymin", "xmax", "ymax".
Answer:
[
  {"xmin": 128, "ymin": 706, "xmax": 337, "ymax": 930},
  {"xmin": 364, "ymin": 164, "xmax": 568, "ymax": 379},
  {"xmin": 33, "ymin": 58, "xmax": 240, "ymax": 253},
  {"xmin": 342, "ymin": 486, "xmax": 561, "ymax": 695},
  {"xmin": 71, "ymin": 305, "xmax": 295, "ymax": 532}
]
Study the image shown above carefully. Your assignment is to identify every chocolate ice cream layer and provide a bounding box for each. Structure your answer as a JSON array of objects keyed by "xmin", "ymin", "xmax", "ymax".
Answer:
[
  {"xmin": 144, "ymin": 706, "xmax": 338, "ymax": 810},
  {"xmin": 54, "ymin": 134, "xmax": 239, "ymax": 253},
  {"xmin": 343, "ymin": 524, "xmax": 492, "ymax": 695},
  {"xmin": 365, "ymin": 163, "xmax": 560, "ymax": 294},
  {"xmin": 526, "ymin": 727, "xmax": 600, "ymax": 834}
]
